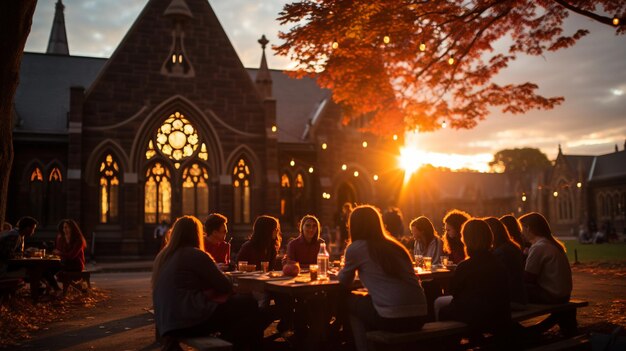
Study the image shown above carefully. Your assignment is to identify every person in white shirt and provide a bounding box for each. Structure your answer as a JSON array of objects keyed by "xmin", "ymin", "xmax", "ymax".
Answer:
[{"xmin": 519, "ymin": 212, "xmax": 572, "ymax": 304}]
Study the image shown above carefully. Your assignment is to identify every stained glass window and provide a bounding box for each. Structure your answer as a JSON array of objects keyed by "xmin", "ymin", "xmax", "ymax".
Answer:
[
  {"xmin": 182, "ymin": 163, "xmax": 209, "ymax": 217},
  {"xmin": 145, "ymin": 162, "xmax": 171, "ymax": 223},
  {"xmin": 99, "ymin": 154, "xmax": 120, "ymax": 223},
  {"xmin": 232, "ymin": 158, "xmax": 251, "ymax": 223},
  {"xmin": 155, "ymin": 112, "xmax": 199, "ymax": 162},
  {"xmin": 29, "ymin": 167, "xmax": 44, "ymax": 223},
  {"xmin": 47, "ymin": 167, "xmax": 64, "ymax": 225}
]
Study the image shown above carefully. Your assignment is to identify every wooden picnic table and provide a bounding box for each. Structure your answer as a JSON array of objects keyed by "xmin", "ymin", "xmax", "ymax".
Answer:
[{"xmin": 8, "ymin": 257, "xmax": 61, "ymax": 301}]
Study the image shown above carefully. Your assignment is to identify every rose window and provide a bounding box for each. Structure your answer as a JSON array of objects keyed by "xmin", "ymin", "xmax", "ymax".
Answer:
[{"xmin": 155, "ymin": 111, "xmax": 199, "ymax": 161}]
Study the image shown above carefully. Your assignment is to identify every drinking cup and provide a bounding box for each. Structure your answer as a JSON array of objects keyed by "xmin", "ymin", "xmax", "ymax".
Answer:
[
  {"xmin": 261, "ymin": 261, "xmax": 269, "ymax": 273},
  {"xmin": 423, "ymin": 256, "xmax": 432, "ymax": 271},
  {"xmin": 414, "ymin": 254, "xmax": 424, "ymax": 269},
  {"xmin": 237, "ymin": 261, "xmax": 248, "ymax": 271},
  {"xmin": 441, "ymin": 255, "xmax": 449, "ymax": 266},
  {"xmin": 309, "ymin": 264, "xmax": 319, "ymax": 281}
]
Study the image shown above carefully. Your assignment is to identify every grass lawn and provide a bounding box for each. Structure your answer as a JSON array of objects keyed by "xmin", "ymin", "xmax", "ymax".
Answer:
[{"xmin": 563, "ymin": 240, "xmax": 626, "ymax": 263}]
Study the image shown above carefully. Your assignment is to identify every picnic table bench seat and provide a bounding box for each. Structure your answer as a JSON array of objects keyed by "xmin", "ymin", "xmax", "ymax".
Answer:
[
  {"xmin": 179, "ymin": 336, "xmax": 233, "ymax": 351},
  {"xmin": 366, "ymin": 299, "xmax": 589, "ymax": 349},
  {"xmin": 57, "ymin": 270, "xmax": 92, "ymax": 294}
]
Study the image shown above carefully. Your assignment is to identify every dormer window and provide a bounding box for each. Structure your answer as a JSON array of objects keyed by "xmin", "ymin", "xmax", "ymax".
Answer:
[{"xmin": 161, "ymin": 0, "xmax": 195, "ymax": 78}]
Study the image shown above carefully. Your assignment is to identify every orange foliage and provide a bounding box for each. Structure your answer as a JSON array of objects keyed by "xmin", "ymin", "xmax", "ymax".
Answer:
[{"xmin": 276, "ymin": 0, "xmax": 626, "ymax": 134}]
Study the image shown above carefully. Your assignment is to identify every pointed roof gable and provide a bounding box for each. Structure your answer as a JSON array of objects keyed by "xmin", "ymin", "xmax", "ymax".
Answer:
[{"xmin": 46, "ymin": 0, "xmax": 69, "ymax": 55}]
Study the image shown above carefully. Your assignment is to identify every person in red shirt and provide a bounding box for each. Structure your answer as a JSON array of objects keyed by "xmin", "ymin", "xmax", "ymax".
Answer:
[
  {"xmin": 285, "ymin": 215, "xmax": 322, "ymax": 267},
  {"xmin": 204, "ymin": 213, "xmax": 231, "ymax": 270},
  {"xmin": 54, "ymin": 219, "xmax": 86, "ymax": 272}
]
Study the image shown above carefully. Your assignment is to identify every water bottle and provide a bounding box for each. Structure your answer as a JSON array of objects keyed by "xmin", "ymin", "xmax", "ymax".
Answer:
[{"xmin": 317, "ymin": 242, "xmax": 329, "ymax": 279}]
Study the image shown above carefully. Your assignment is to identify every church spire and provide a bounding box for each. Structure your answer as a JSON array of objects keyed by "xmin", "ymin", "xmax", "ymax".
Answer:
[
  {"xmin": 47, "ymin": 0, "xmax": 69, "ymax": 55},
  {"xmin": 255, "ymin": 35, "xmax": 273, "ymax": 99}
]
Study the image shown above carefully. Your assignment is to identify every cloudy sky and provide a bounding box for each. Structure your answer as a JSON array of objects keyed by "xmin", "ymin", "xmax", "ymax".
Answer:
[{"xmin": 25, "ymin": 0, "xmax": 626, "ymax": 172}]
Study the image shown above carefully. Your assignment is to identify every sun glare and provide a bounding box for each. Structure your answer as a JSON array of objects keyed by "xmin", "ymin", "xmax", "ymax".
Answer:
[{"xmin": 398, "ymin": 131, "xmax": 492, "ymax": 181}]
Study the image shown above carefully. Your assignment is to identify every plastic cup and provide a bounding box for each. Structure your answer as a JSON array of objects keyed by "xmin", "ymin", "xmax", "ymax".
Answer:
[
  {"xmin": 423, "ymin": 257, "xmax": 432, "ymax": 271},
  {"xmin": 261, "ymin": 261, "xmax": 269, "ymax": 273},
  {"xmin": 309, "ymin": 264, "xmax": 318, "ymax": 281},
  {"xmin": 237, "ymin": 261, "xmax": 248, "ymax": 271}
]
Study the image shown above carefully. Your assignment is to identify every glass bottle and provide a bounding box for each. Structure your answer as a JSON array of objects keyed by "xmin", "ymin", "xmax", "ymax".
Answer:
[{"xmin": 317, "ymin": 242, "xmax": 329, "ymax": 279}]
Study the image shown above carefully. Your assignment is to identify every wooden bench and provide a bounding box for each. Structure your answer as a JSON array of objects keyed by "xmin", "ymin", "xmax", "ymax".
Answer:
[
  {"xmin": 57, "ymin": 270, "xmax": 92, "ymax": 294},
  {"xmin": 366, "ymin": 299, "xmax": 589, "ymax": 350}
]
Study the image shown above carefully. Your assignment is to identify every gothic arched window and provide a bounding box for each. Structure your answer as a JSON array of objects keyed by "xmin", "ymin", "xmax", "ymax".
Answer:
[
  {"xmin": 155, "ymin": 111, "xmax": 200, "ymax": 168},
  {"xmin": 29, "ymin": 166, "xmax": 44, "ymax": 222},
  {"xmin": 99, "ymin": 154, "xmax": 120, "ymax": 223},
  {"xmin": 47, "ymin": 167, "xmax": 64, "ymax": 225},
  {"xmin": 145, "ymin": 162, "xmax": 171, "ymax": 223},
  {"xmin": 182, "ymin": 163, "xmax": 209, "ymax": 217},
  {"xmin": 280, "ymin": 173, "xmax": 291, "ymax": 218},
  {"xmin": 232, "ymin": 158, "xmax": 251, "ymax": 224}
]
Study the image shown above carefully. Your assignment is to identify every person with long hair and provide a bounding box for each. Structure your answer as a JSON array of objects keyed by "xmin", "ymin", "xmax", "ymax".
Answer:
[
  {"xmin": 485, "ymin": 217, "xmax": 527, "ymax": 305},
  {"xmin": 204, "ymin": 213, "xmax": 230, "ymax": 269},
  {"xmin": 442, "ymin": 209, "xmax": 470, "ymax": 264},
  {"xmin": 285, "ymin": 215, "xmax": 323, "ymax": 267},
  {"xmin": 435, "ymin": 219, "xmax": 510, "ymax": 339},
  {"xmin": 519, "ymin": 212, "xmax": 572, "ymax": 304},
  {"xmin": 237, "ymin": 215, "xmax": 282, "ymax": 271},
  {"xmin": 410, "ymin": 216, "xmax": 443, "ymax": 264},
  {"xmin": 339, "ymin": 205, "xmax": 427, "ymax": 351},
  {"xmin": 500, "ymin": 214, "xmax": 528, "ymax": 254},
  {"xmin": 152, "ymin": 216, "xmax": 261, "ymax": 351},
  {"xmin": 54, "ymin": 219, "xmax": 87, "ymax": 272}
]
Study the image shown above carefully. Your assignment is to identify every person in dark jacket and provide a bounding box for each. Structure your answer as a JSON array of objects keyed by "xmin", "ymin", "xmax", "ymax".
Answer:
[
  {"xmin": 436, "ymin": 219, "xmax": 511, "ymax": 337},
  {"xmin": 152, "ymin": 216, "xmax": 261, "ymax": 351},
  {"xmin": 237, "ymin": 215, "xmax": 282, "ymax": 271},
  {"xmin": 285, "ymin": 215, "xmax": 323, "ymax": 267}
]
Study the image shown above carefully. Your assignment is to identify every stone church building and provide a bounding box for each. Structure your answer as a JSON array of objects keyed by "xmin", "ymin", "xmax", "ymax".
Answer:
[{"xmin": 9, "ymin": 0, "xmax": 625, "ymax": 256}]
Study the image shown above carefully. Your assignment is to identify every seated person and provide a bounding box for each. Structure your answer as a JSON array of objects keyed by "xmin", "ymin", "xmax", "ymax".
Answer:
[
  {"xmin": 153, "ymin": 216, "xmax": 261, "ymax": 351},
  {"xmin": 237, "ymin": 215, "xmax": 282, "ymax": 271},
  {"xmin": 285, "ymin": 215, "xmax": 323, "ymax": 267},
  {"xmin": 204, "ymin": 213, "xmax": 231, "ymax": 270},
  {"xmin": 442, "ymin": 209, "xmax": 470, "ymax": 264},
  {"xmin": 54, "ymin": 219, "xmax": 86, "ymax": 272},
  {"xmin": 519, "ymin": 212, "xmax": 572, "ymax": 304},
  {"xmin": 435, "ymin": 219, "xmax": 510, "ymax": 337},
  {"xmin": 410, "ymin": 216, "xmax": 443, "ymax": 264},
  {"xmin": 339, "ymin": 206, "xmax": 428, "ymax": 351}
]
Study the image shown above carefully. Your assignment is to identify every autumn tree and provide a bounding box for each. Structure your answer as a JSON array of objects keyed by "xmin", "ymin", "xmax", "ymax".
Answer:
[
  {"xmin": 276, "ymin": 0, "xmax": 625, "ymax": 135},
  {"xmin": 0, "ymin": 0, "xmax": 37, "ymax": 225},
  {"xmin": 489, "ymin": 147, "xmax": 551, "ymax": 173}
]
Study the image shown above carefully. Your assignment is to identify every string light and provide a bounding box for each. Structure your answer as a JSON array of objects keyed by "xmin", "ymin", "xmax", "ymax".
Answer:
[
  {"xmin": 613, "ymin": 17, "xmax": 620, "ymax": 26},
  {"xmin": 321, "ymin": 143, "xmax": 328, "ymax": 150},
  {"xmin": 362, "ymin": 141, "xmax": 368, "ymax": 148},
  {"xmin": 353, "ymin": 171, "xmax": 359, "ymax": 177},
  {"xmin": 448, "ymin": 56, "xmax": 455, "ymax": 65},
  {"xmin": 322, "ymin": 192, "xmax": 331, "ymax": 199},
  {"xmin": 341, "ymin": 164, "xmax": 347, "ymax": 171},
  {"xmin": 383, "ymin": 35, "xmax": 390, "ymax": 44},
  {"xmin": 441, "ymin": 120, "xmax": 447, "ymax": 128},
  {"xmin": 308, "ymin": 167, "xmax": 314, "ymax": 173},
  {"xmin": 522, "ymin": 194, "xmax": 527, "ymax": 202},
  {"xmin": 271, "ymin": 125, "xmax": 277, "ymax": 132},
  {"xmin": 577, "ymin": 182, "xmax": 582, "ymax": 188},
  {"xmin": 332, "ymin": 41, "xmax": 339, "ymax": 49},
  {"xmin": 419, "ymin": 43, "xmax": 426, "ymax": 52},
  {"xmin": 553, "ymin": 191, "xmax": 558, "ymax": 197},
  {"xmin": 290, "ymin": 159, "xmax": 295, "ymax": 167},
  {"xmin": 392, "ymin": 134, "xmax": 398, "ymax": 141},
  {"xmin": 373, "ymin": 175, "xmax": 379, "ymax": 181}
]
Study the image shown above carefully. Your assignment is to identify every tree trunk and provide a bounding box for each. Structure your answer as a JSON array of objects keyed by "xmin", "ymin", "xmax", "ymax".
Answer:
[{"xmin": 0, "ymin": 0, "xmax": 38, "ymax": 226}]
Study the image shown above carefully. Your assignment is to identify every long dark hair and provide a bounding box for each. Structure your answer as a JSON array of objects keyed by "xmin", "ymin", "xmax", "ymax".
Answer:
[
  {"xmin": 461, "ymin": 219, "xmax": 493, "ymax": 258},
  {"xmin": 57, "ymin": 219, "xmax": 87, "ymax": 249},
  {"xmin": 500, "ymin": 214, "xmax": 526, "ymax": 249},
  {"xmin": 484, "ymin": 217, "xmax": 520, "ymax": 250},
  {"xmin": 298, "ymin": 215, "xmax": 320, "ymax": 243},
  {"xmin": 250, "ymin": 215, "xmax": 281, "ymax": 261},
  {"xmin": 442, "ymin": 209, "xmax": 470, "ymax": 254},
  {"xmin": 410, "ymin": 216, "xmax": 439, "ymax": 247},
  {"xmin": 519, "ymin": 212, "xmax": 566, "ymax": 253},
  {"xmin": 348, "ymin": 205, "xmax": 412, "ymax": 278}
]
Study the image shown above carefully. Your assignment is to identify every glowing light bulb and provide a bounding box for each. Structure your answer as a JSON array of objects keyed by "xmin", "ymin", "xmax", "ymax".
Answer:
[
  {"xmin": 341, "ymin": 164, "xmax": 347, "ymax": 171},
  {"xmin": 419, "ymin": 43, "xmax": 426, "ymax": 52},
  {"xmin": 373, "ymin": 175, "xmax": 379, "ymax": 181},
  {"xmin": 441, "ymin": 120, "xmax": 447, "ymax": 128},
  {"xmin": 308, "ymin": 167, "xmax": 314, "ymax": 173},
  {"xmin": 553, "ymin": 191, "xmax": 558, "ymax": 197},
  {"xmin": 522, "ymin": 195, "xmax": 527, "ymax": 202},
  {"xmin": 362, "ymin": 141, "xmax": 368, "ymax": 148},
  {"xmin": 290, "ymin": 159, "xmax": 295, "ymax": 167},
  {"xmin": 353, "ymin": 171, "xmax": 359, "ymax": 177},
  {"xmin": 392, "ymin": 134, "xmax": 398, "ymax": 141},
  {"xmin": 383, "ymin": 35, "xmax": 390, "ymax": 44},
  {"xmin": 322, "ymin": 143, "xmax": 328, "ymax": 150},
  {"xmin": 271, "ymin": 125, "xmax": 277, "ymax": 132},
  {"xmin": 332, "ymin": 41, "xmax": 339, "ymax": 49},
  {"xmin": 613, "ymin": 17, "xmax": 620, "ymax": 26},
  {"xmin": 576, "ymin": 182, "xmax": 582, "ymax": 188},
  {"xmin": 448, "ymin": 56, "xmax": 455, "ymax": 65}
]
